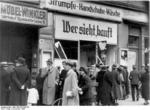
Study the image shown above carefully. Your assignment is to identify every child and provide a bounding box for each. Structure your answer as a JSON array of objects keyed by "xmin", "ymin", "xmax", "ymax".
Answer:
[{"xmin": 27, "ymin": 79, "xmax": 39, "ymax": 106}]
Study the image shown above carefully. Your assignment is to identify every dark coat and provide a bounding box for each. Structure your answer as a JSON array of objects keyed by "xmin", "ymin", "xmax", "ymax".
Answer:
[
  {"xmin": 140, "ymin": 72, "xmax": 149, "ymax": 100},
  {"xmin": 56, "ymin": 69, "xmax": 67, "ymax": 99},
  {"xmin": 96, "ymin": 70, "xmax": 105, "ymax": 101},
  {"xmin": 111, "ymin": 70, "xmax": 121, "ymax": 99},
  {"xmin": 129, "ymin": 70, "xmax": 140, "ymax": 85},
  {"xmin": 78, "ymin": 74, "xmax": 92, "ymax": 105},
  {"xmin": 124, "ymin": 69, "xmax": 130, "ymax": 95},
  {"xmin": 9, "ymin": 66, "xmax": 30, "ymax": 105},
  {"xmin": 0, "ymin": 68, "xmax": 11, "ymax": 105},
  {"xmin": 36, "ymin": 73, "xmax": 45, "ymax": 105},
  {"xmin": 101, "ymin": 70, "xmax": 113, "ymax": 105}
]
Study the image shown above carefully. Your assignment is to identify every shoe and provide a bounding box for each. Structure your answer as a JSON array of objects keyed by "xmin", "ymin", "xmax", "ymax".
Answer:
[
  {"xmin": 114, "ymin": 103, "xmax": 119, "ymax": 106},
  {"xmin": 144, "ymin": 102, "xmax": 149, "ymax": 105}
]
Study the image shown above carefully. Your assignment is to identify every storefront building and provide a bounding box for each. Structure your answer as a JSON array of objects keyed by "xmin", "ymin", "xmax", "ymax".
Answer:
[
  {"xmin": 0, "ymin": 1, "xmax": 48, "ymax": 72},
  {"xmin": 39, "ymin": 0, "xmax": 149, "ymax": 72}
]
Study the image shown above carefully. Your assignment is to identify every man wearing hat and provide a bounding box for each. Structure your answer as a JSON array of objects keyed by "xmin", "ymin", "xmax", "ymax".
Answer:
[
  {"xmin": 9, "ymin": 57, "xmax": 30, "ymax": 105},
  {"xmin": 0, "ymin": 62, "xmax": 11, "ymax": 105},
  {"xmin": 110, "ymin": 64, "xmax": 120, "ymax": 105},
  {"xmin": 62, "ymin": 61, "xmax": 80, "ymax": 105},
  {"xmin": 129, "ymin": 65, "xmax": 140, "ymax": 101},
  {"xmin": 96, "ymin": 65, "xmax": 107, "ymax": 105},
  {"xmin": 41, "ymin": 58, "xmax": 59, "ymax": 105}
]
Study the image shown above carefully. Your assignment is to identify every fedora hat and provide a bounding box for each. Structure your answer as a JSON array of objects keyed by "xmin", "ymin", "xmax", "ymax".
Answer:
[
  {"xmin": 15, "ymin": 57, "xmax": 26, "ymax": 65},
  {"xmin": 66, "ymin": 61, "xmax": 73, "ymax": 67}
]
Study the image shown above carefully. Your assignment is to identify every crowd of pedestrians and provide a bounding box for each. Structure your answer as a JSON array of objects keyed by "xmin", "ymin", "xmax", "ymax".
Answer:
[{"xmin": 0, "ymin": 57, "xmax": 150, "ymax": 106}]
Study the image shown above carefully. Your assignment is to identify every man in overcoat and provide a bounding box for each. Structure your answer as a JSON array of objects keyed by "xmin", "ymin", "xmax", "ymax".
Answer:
[
  {"xmin": 41, "ymin": 59, "xmax": 59, "ymax": 105},
  {"xmin": 62, "ymin": 61, "xmax": 80, "ymax": 106},
  {"xmin": 140, "ymin": 66, "xmax": 149, "ymax": 105},
  {"xmin": 111, "ymin": 64, "xmax": 121, "ymax": 105},
  {"xmin": 101, "ymin": 65, "xmax": 114, "ymax": 105},
  {"xmin": 0, "ymin": 63, "xmax": 11, "ymax": 105},
  {"xmin": 129, "ymin": 65, "xmax": 140, "ymax": 101},
  {"xmin": 9, "ymin": 57, "xmax": 31, "ymax": 105}
]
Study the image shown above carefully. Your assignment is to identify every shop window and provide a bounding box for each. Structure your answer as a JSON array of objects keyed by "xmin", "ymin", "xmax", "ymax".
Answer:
[
  {"xmin": 54, "ymin": 40, "xmax": 78, "ymax": 60},
  {"xmin": 128, "ymin": 26, "xmax": 140, "ymax": 48},
  {"xmin": 128, "ymin": 36, "xmax": 139, "ymax": 47}
]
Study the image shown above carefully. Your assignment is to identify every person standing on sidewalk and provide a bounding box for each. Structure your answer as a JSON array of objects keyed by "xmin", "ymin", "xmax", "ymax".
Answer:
[
  {"xmin": 55, "ymin": 60, "xmax": 67, "ymax": 103},
  {"xmin": 111, "ymin": 64, "xmax": 121, "ymax": 105},
  {"xmin": 62, "ymin": 61, "xmax": 80, "ymax": 105},
  {"xmin": 140, "ymin": 65, "xmax": 149, "ymax": 105},
  {"xmin": 9, "ymin": 57, "xmax": 31, "ymax": 105},
  {"xmin": 41, "ymin": 58, "xmax": 59, "ymax": 105},
  {"xmin": 78, "ymin": 67, "xmax": 92, "ymax": 105},
  {"xmin": 129, "ymin": 65, "xmax": 140, "ymax": 101}
]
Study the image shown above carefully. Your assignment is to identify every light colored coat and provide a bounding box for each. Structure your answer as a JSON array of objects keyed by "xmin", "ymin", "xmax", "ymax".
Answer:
[
  {"xmin": 62, "ymin": 69, "xmax": 79, "ymax": 106},
  {"xmin": 41, "ymin": 66, "xmax": 59, "ymax": 105}
]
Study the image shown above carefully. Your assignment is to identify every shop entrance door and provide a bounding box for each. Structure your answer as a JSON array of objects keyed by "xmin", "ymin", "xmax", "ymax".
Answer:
[
  {"xmin": 80, "ymin": 41, "xmax": 96, "ymax": 67},
  {"xmin": 0, "ymin": 22, "xmax": 38, "ymax": 70}
]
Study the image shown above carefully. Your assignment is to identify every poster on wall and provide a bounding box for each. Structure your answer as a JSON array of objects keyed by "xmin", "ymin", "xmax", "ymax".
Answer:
[
  {"xmin": 128, "ymin": 51, "xmax": 137, "ymax": 72},
  {"xmin": 41, "ymin": 50, "xmax": 53, "ymax": 68},
  {"xmin": 120, "ymin": 49, "xmax": 128, "ymax": 67}
]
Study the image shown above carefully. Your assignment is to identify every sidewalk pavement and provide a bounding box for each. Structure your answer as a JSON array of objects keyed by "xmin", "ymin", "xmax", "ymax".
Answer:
[{"xmin": 118, "ymin": 95, "xmax": 150, "ymax": 106}]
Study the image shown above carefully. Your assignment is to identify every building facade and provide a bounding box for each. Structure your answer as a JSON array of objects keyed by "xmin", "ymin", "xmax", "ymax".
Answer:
[
  {"xmin": 1, "ymin": 0, "xmax": 148, "ymax": 73},
  {"xmin": 0, "ymin": 0, "xmax": 48, "ymax": 72},
  {"xmin": 38, "ymin": 0, "xmax": 149, "ymax": 72}
]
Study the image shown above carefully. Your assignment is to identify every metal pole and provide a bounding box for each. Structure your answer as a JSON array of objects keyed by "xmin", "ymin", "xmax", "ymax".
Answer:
[
  {"xmin": 78, "ymin": 40, "xmax": 80, "ymax": 69},
  {"xmin": 96, "ymin": 42, "xmax": 98, "ymax": 64},
  {"xmin": 77, "ymin": 40, "xmax": 80, "ymax": 68}
]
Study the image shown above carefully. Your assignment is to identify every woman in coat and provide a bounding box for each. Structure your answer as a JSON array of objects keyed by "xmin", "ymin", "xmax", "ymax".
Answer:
[
  {"xmin": 62, "ymin": 61, "xmax": 80, "ymax": 106},
  {"xmin": 9, "ymin": 57, "xmax": 31, "ymax": 105},
  {"xmin": 96, "ymin": 66, "xmax": 107, "ymax": 105},
  {"xmin": 140, "ymin": 66, "xmax": 149, "ymax": 105},
  {"xmin": 78, "ymin": 67, "xmax": 92, "ymax": 105},
  {"xmin": 41, "ymin": 59, "xmax": 59, "ymax": 105}
]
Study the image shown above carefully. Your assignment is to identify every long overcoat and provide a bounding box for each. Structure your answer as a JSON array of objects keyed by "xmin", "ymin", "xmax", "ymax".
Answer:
[
  {"xmin": 0, "ymin": 67, "xmax": 11, "ymax": 105},
  {"xmin": 111, "ymin": 70, "xmax": 121, "ymax": 100},
  {"xmin": 96, "ymin": 70, "xmax": 106, "ymax": 102},
  {"xmin": 101, "ymin": 70, "xmax": 113, "ymax": 105},
  {"xmin": 42, "ymin": 66, "xmax": 59, "ymax": 105},
  {"xmin": 78, "ymin": 74, "xmax": 92, "ymax": 105},
  {"xmin": 62, "ymin": 69, "xmax": 79, "ymax": 106},
  {"xmin": 9, "ymin": 66, "xmax": 30, "ymax": 105},
  {"xmin": 140, "ymin": 72, "xmax": 149, "ymax": 100}
]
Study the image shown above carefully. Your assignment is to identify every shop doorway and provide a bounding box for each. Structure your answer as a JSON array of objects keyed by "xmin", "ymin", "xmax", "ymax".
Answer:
[
  {"xmin": 0, "ymin": 22, "xmax": 38, "ymax": 70},
  {"xmin": 80, "ymin": 41, "xmax": 96, "ymax": 67}
]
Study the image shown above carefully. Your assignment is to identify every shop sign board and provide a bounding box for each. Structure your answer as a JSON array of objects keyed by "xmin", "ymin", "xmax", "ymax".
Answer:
[
  {"xmin": 55, "ymin": 15, "xmax": 117, "ymax": 45},
  {"xmin": 41, "ymin": 0, "xmax": 122, "ymax": 22},
  {"xmin": 0, "ymin": 2, "xmax": 48, "ymax": 26}
]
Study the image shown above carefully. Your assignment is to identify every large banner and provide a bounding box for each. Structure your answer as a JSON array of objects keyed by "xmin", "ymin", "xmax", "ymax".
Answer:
[
  {"xmin": 41, "ymin": 0, "xmax": 122, "ymax": 22},
  {"xmin": 55, "ymin": 15, "xmax": 117, "ymax": 45},
  {"xmin": 0, "ymin": 2, "xmax": 47, "ymax": 26}
]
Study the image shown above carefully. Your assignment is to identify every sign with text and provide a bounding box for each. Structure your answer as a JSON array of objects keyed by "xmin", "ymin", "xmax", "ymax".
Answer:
[
  {"xmin": 55, "ymin": 15, "xmax": 117, "ymax": 44},
  {"xmin": 0, "ymin": 2, "xmax": 47, "ymax": 26},
  {"xmin": 41, "ymin": 0, "xmax": 122, "ymax": 22}
]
